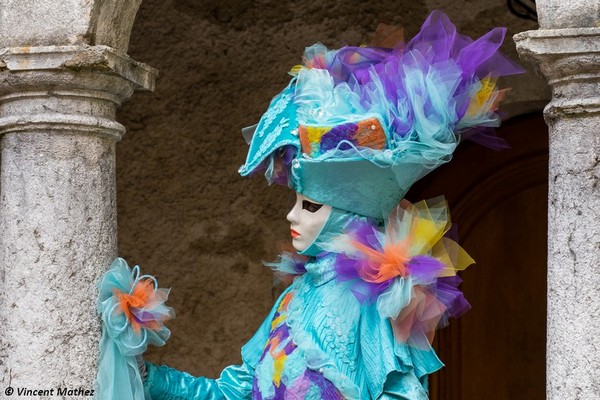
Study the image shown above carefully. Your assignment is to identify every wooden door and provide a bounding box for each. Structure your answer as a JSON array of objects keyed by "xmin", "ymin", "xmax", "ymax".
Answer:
[{"xmin": 408, "ymin": 114, "xmax": 548, "ymax": 400}]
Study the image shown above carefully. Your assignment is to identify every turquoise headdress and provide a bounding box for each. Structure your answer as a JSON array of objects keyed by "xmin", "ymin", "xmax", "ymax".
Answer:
[{"xmin": 239, "ymin": 11, "xmax": 523, "ymax": 219}]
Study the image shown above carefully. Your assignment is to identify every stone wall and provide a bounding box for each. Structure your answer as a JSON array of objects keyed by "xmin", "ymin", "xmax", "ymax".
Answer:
[{"xmin": 116, "ymin": 0, "xmax": 546, "ymax": 377}]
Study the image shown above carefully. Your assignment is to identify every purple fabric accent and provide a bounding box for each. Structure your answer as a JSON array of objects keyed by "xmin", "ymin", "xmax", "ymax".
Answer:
[
  {"xmin": 289, "ymin": 256, "xmax": 308, "ymax": 276},
  {"xmin": 335, "ymin": 254, "xmax": 394, "ymax": 303},
  {"xmin": 303, "ymin": 369, "xmax": 345, "ymax": 400},
  {"xmin": 347, "ymin": 11, "xmax": 523, "ymax": 141},
  {"xmin": 346, "ymin": 219, "xmax": 382, "ymax": 249},
  {"xmin": 285, "ymin": 374, "xmax": 311, "ymax": 400},
  {"xmin": 266, "ymin": 251, "xmax": 307, "ymax": 281},
  {"xmin": 252, "ymin": 379, "xmax": 263, "ymax": 400},
  {"xmin": 270, "ymin": 145, "xmax": 298, "ymax": 186},
  {"xmin": 335, "ymin": 253, "xmax": 393, "ymax": 303},
  {"xmin": 333, "ymin": 216, "xmax": 471, "ymax": 319},
  {"xmin": 255, "ymin": 10, "xmax": 527, "ymax": 187},
  {"xmin": 281, "ymin": 145, "xmax": 297, "ymax": 165},
  {"xmin": 407, "ymin": 255, "xmax": 445, "ymax": 283},
  {"xmin": 319, "ymin": 122, "xmax": 358, "ymax": 153},
  {"xmin": 406, "ymin": 11, "xmax": 524, "ymax": 78},
  {"xmin": 251, "ymin": 290, "xmax": 345, "ymax": 399},
  {"xmin": 273, "ymin": 380, "xmax": 288, "ymax": 399},
  {"xmin": 400, "ymin": 11, "xmax": 524, "ymax": 146},
  {"xmin": 436, "ymin": 275, "xmax": 471, "ymax": 326},
  {"xmin": 334, "ymin": 219, "xmax": 397, "ymax": 303},
  {"xmin": 283, "ymin": 369, "xmax": 344, "ymax": 400},
  {"xmin": 252, "ymin": 304, "xmax": 298, "ymax": 399},
  {"xmin": 461, "ymin": 126, "xmax": 511, "ymax": 151},
  {"xmin": 325, "ymin": 46, "xmax": 393, "ymax": 84}
]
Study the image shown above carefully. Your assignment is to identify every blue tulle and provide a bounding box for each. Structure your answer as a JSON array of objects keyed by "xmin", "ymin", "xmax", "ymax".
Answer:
[
  {"xmin": 96, "ymin": 258, "xmax": 173, "ymax": 400},
  {"xmin": 240, "ymin": 11, "xmax": 524, "ymax": 218}
]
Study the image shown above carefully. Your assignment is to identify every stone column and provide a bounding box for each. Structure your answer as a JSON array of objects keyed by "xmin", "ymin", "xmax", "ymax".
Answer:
[
  {"xmin": 514, "ymin": 2, "xmax": 600, "ymax": 398},
  {"xmin": 0, "ymin": 2, "xmax": 156, "ymax": 392}
]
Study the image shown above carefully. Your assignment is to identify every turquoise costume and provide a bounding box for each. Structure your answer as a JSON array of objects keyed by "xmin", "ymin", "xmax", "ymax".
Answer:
[
  {"xmin": 95, "ymin": 11, "xmax": 523, "ymax": 400},
  {"xmin": 144, "ymin": 214, "xmax": 443, "ymax": 400}
]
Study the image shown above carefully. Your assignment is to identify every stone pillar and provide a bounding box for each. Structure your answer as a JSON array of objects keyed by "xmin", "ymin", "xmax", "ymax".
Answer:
[
  {"xmin": 514, "ymin": 2, "xmax": 600, "ymax": 398},
  {"xmin": 0, "ymin": 2, "xmax": 156, "ymax": 392}
]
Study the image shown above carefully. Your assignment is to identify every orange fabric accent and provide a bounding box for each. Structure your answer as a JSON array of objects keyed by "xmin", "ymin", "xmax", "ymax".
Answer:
[
  {"xmin": 351, "ymin": 239, "xmax": 410, "ymax": 283},
  {"xmin": 298, "ymin": 125, "xmax": 311, "ymax": 155},
  {"xmin": 280, "ymin": 292, "xmax": 293, "ymax": 311},
  {"xmin": 392, "ymin": 286, "xmax": 447, "ymax": 346},
  {"xmin": 355, "ymin": 118, "xmax": 386, "ymax": 149},
  {"xmin": 269, "ymin": 336, "xmax": 283, "ymax": 357},
  {"xmin": 490, "ymin": 88, "xmax": 508, "ymax": 112},
  {"xmin": 114, "ymin": 279, "xmax": 155, "ymax": 335}
]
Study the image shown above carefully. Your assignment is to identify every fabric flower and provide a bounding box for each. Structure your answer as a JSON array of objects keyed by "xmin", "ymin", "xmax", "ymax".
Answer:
[
  {"xmin": 96, "ymin": 258, "xmax": 174, "ymax": 400},
  {"xmin": 324, "ymin": 198, "xmax": 474, "ymax": 348}
]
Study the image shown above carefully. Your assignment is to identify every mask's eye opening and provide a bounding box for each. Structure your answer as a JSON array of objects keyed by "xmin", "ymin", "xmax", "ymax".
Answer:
[{"xmin": 302, "ymin": 200, "xmax": 323, "ymax": 213}]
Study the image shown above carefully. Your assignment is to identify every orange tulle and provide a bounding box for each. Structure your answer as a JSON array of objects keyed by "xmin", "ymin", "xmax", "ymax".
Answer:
[
  {"xmin": 351, "ymin": 239, "xmax": 410, "ymax": 283},
  {"xmin": 332, "ymin": 198, "xmax": 474, "ymax": 348},
  {"xmin": 391, "ymin": 286, "xmax": 447, "ymax": 346},
  {"xmin": 114, "ymin": 279, "xmax": 157, "ymax": 334}
]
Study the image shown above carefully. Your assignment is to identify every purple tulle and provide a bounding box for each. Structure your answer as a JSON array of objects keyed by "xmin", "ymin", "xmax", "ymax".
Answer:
[
  {"xmin": 254, "ymin": 10, "xmax": 525, "ymax": 186},
  {"xmin": 333, "ymin": 220, "xmax": 449, "ymax": 303},
  {"xmin": 405, "ymin": 11, "xmax": 524, "ymax": 79},
  {"xmin": 267, "ymin": 145, "xmax": 298, "ymax": 186},
  {"xmin": 461, "ymin": 126, "xmax": 511, "ymax": 151},
  {"xmin": 331, "ymin": 221, "xmax": 388, "ymax": 303},
  {"xmin": 334, "ymin": 254, "xmax": 392, "ymax": 302},
  {"xmin": 436, "ymin": 275, "xmax": 471, "ymax": 325},
  {"xmin": 322, "ymin": 46, "xmax": 393, "ymax": 85},
  {"xmin": 407, "ymin": 255, "xmax": 445, "ymax": 283},
  {"xmin": 308, "ymin": 10, "xmax": 524, "ymax": 145},
  {"xmin": 346, "ymin": 218, "xmax": 383, "ymax": 248},
  {"xmin": 332, "ymin": 209, "xmax": 471, "ymax": 332},
  {"xmin": 264, "ymin": 251, "xmax": 307, "ymax": 285}
]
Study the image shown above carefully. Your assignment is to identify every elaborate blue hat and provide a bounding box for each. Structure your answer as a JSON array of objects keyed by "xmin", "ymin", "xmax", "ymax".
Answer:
[{"xmin": 239, "ymin": 11, "xmax": 523, "ymax": 219}]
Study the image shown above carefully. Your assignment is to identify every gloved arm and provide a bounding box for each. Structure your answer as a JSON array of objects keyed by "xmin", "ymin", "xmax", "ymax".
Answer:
[
  {"xmin": 144, "ymin": 361, "xmax": 254, "ymax": 400},
  {"xmin": 142, "ymin": 287, "xmax": 292, "ymax": 400}
]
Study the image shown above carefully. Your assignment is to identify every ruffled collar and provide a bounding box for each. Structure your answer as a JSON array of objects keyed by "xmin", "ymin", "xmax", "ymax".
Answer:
[{"xmin": 304, "ymin": 252, "xmax": 338, "ymax": 286}]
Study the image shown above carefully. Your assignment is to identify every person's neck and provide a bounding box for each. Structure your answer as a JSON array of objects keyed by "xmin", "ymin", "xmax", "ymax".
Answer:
[{"xmin": 304, "ymin": 252, "xmax": 337, "ymax": 286}]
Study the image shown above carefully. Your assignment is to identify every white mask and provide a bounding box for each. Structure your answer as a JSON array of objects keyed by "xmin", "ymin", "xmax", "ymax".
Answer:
[{"xmin": 286, "ymin": 192, "xmax": 332, "ymax": 253}]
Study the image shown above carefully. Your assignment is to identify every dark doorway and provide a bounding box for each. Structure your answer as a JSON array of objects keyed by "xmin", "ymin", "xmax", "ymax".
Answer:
[{"xmin": 409, "ymin": 113, "xmax": 548, "ymax": 400}]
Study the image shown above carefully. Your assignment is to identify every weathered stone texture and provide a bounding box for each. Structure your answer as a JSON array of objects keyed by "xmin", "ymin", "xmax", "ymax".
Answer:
[
  {"xmin": 546, "ymin": 114, "xmax": 600, "ymax": 398},
  {"xmin": 116, "ymin": 0, "xmax": 545, "ymax": 378},
  {"xmin": 537, "ymin": 0, "xmax": 600, "ymax": 29},
  {"xmin": 0, "ymin": 0, "xmax": 142, "ymax": 51},
  {"xmin": 0, "ymin": 132, "xmax": 117, "ymax": 388},
  {"xmin": 0, "ymin": 45, "xmax": 156, "ymax": 389}
]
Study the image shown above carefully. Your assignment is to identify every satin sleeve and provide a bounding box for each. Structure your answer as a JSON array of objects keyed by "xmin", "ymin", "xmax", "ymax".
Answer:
[
  {"xmin": 377, "ymin": 371, "xmax": 429, "ymax": 400},
  {"xmin": 143, "ymin": 287, "xmax": 293, "ymax": 400},
  {"xmin": 359, "ymin": 301, "xmax": 443, "ymax": 399},
  {"xmin": 144, "ymin": 362, "xmax": 253, "ymax": 400}
]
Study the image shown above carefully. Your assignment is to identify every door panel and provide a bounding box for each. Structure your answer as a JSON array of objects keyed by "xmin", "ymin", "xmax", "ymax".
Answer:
[{"xmin": 408, "ymin": 114, "xmax": 548, "ymax": 400}]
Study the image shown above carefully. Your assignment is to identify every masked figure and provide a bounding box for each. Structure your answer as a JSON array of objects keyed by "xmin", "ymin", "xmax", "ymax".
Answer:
[{"xmin": 140, "ymin": 11, "xmax": 523, "ymax": 400}]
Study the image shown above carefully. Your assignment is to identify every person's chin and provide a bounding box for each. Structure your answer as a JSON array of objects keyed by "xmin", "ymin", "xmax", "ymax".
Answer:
[{"xmin": 291, "ymin": 238, "xmax": 305, "ymax": 252}]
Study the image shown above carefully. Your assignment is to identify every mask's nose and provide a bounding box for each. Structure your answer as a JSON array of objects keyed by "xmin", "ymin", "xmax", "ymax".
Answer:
[{"xmin": 286, "ymin": 202, "xmax": 300, "ymax": 225}]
